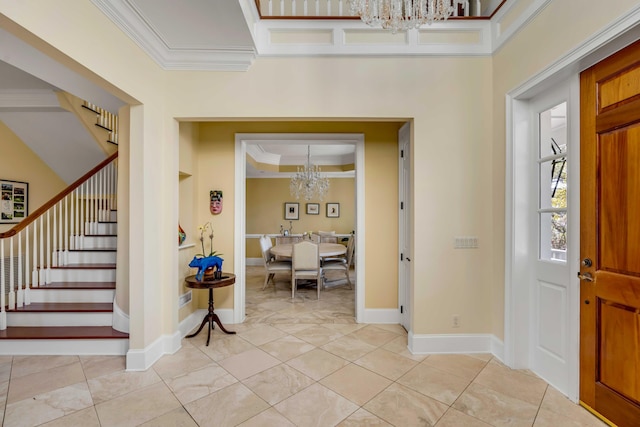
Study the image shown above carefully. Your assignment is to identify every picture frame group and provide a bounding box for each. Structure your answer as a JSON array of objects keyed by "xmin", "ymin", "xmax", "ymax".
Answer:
[
  {"xmin": 285, "ymin": 201, "xmax": 341, "ymax": 219},
  {"xmin": 1, "ymin": 179, "xmax": 29, "ymax": 224}
]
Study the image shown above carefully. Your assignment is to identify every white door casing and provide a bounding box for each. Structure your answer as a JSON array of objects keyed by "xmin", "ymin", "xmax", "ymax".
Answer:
[
  {"xmin": 506, "ymin": 75, "xmax": 580, "ymax": 401},
  {"xmin": 234, "ymin": 133, "xmax": 366, "ymax": 323},
  {"xmin": 398, "ymin": 122, "xmax": 411, "ymax": 331}
]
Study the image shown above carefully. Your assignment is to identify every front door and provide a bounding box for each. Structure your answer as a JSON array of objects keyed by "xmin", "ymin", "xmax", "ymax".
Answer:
[{"xmin": 579, "ymin": 39, "xmax": 640, "ymax": 426}]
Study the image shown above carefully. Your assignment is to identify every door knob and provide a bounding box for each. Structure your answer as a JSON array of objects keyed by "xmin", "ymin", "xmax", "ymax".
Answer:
[
  {"xmin": 581, "ymin": 258, "xmax": 593, "ymax": 267},
  {"xmin": 577, "ymin": 272, "xmax": 594, "ymax": 282}
]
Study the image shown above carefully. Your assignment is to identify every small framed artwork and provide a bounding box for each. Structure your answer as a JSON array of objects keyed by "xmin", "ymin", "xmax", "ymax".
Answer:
[
  {"xmin": 326, "ymin": 203, "xmax": 340, "ymax": 218},
  {"xmin": 284, "ymin": 202, "xmax": 299, "ymax": 220},
  {"xmin": 306, "ymin": 203, "xmax": 320, "ymax": 215},
  {"xmin": 1, "ymin": 179, "xmax": 29, "ymax": 224}
]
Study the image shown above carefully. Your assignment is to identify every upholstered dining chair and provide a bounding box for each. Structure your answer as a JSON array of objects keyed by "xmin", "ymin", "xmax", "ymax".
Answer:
[
  {"xmin": 259, "ymin": 235, "xmax": 292, "ymax": 290},
  {"xmin": 322, "ymin": 233, "xmax": 355, "ymax": 289},
  {"xmin": 291, "ymin": 240, "xmax": 322, "ymax": 299}
]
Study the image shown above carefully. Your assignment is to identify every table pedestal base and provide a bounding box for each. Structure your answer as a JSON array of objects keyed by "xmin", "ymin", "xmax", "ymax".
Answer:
[{"xmin": 186, "ymin": 288, "xmax": 235, "ymax": 346}]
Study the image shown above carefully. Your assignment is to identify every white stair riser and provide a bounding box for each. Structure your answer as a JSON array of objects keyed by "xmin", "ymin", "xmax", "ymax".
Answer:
[
  {"xmin": 0, "ymin": 339, "xmax": 128, "ymax": 355},
  {"xmin": 66, "ymin": 251, "xmax": 116, "ymax": 264},
  {"xmin": 82, "ymin": 236, "xmax": 117, "ymax": 249},
  {"xmin": 49, "ymin": 269, "xmax": 115, "ymax": 282},
  {"xmin": 93, "ymin": 222, "xmax": 117, "ymax": 234},
  {"xmin": 7, "ymin": 312, "xmax": 113, "ymax": 327},
  {"xmin": 29, "ymin": 289, "xmax": 115, "ymax": 303}
]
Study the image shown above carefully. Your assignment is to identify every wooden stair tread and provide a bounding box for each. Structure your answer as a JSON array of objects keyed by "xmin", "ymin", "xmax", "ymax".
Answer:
[
  {"xmin": 8, "ymin": 302, "xmax": 113, "ymax": 312},
  {"xmin": 52, "ymin": 263, "xmax": 116, "ymax": 269},
  {"xmin": 33, "ymin": 281, "xmax": 116, "ymax": 290},
  {"xmin": 0, "ymin": 326, "xmax": 128, "ymax": 340}
]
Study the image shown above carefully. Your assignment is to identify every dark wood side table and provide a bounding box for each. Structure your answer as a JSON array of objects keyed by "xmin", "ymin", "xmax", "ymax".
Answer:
[{"xmin": 184, "ymin": 273, "xmax": 236, "ymax": 346}]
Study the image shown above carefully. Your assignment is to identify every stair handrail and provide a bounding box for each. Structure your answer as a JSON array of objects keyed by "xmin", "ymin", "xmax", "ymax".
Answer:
[{"xmin": 0, "ymin": 151, "xmax": 119, "ymax": 239}]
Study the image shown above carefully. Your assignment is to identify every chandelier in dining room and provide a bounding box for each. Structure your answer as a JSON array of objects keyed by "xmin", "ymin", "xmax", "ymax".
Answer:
[
  {"xmin": 349, "ymin": 0, "xmax": 464, "ymax": 33},
  {"xmin": 290, "ymin": 146, "xmax": 330, "ymax": 201}
]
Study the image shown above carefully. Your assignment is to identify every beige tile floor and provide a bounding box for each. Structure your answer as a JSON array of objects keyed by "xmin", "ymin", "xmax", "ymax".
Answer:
[{"xmin": 0, "ymin": 266, "xmax": 607, "ymax": 427}]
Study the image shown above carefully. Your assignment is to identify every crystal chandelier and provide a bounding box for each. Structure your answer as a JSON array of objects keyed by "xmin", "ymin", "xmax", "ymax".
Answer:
[
  {"xmin": 290, "ymin": 146, "xmax": 330, "ymax": 201},
  {"xmin": 349, "ymin": 0, "xmax": 464, "ymax": 33}
]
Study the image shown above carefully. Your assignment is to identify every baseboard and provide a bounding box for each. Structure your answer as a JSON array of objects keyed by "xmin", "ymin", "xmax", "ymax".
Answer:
[
  {"xmin": 360, "ymin": 308, "xmax": 399, "ymax": 324},
  {"xmin": 246, "ymin": 258, "xmax": 262, "ymax": 266},
  {"xmin": 491, "ymin": 335, "xmax": 505, "ymax": 362},
  {"xmin": 215, "ymin": 308, "xmax": 234, "ymax": 324},
  {"xmin": 126, "ymin": 307, "xmax": 238, "ymax": 371},
  {"xmin": 125, "ymin": 330, "xmax": 181, "ymax": 371},
  {"xmin": 179, "ymin": 309, "xmax": 208, "ymax": 338},
  {"xmin": 409, "ymin": 332, "xmax": 500, "ymax": 355},
  {"xmin": 112, "ymin": 297, "xmax": 129, "ymax": 333}
]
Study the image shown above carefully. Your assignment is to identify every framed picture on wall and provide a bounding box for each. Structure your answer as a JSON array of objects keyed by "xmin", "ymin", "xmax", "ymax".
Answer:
[
  {"xmin": 1, "ymin": 179, "xmax": 28, "ymax": 224},
  {"xmin": 306, "ymin": 203, "xmax": 319, "ymax": 215},
  {"xmin": 284, "ymin": 202, "xmax": 299, "ymax": 220},
  {"xmin": 326, "ymin": 203, "xmax": 340, "ymax": 218}
]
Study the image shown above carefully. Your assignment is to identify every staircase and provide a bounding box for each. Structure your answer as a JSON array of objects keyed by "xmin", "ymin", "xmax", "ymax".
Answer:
[{"xmin": 0, "ymin": 153, "xmax": 129, "ymax": 355}]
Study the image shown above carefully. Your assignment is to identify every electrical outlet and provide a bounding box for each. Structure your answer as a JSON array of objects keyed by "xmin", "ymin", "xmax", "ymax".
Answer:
[
  {"xmin": 452, "ymin": 314, "xmax": 461, "ymax": 328},
  {"xmin": 454, "ymin": 236, "xmax": 479, "ymax": 249}
]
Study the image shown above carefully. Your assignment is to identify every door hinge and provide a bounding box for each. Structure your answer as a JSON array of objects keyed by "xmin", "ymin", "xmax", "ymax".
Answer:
[
  {"xmin": 400, "ymin": 201, "xmax": 404, "ymax": 209},
  {"xmin": 400, "ymin": 253, "xmax": 404, "ymax": 261},
  {"xmin": 400, "ymin": 305, "xmax": 404, "ymax": 314},
  {"xmin": 401, "ymin": 149, "xmax": 404, "ymax": 158}
]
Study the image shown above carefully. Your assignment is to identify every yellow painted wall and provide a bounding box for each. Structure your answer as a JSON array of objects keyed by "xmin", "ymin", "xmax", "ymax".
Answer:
[
  {"xmin": 0, "ymin": 120, "xmax": 65, "ymax": 234},
  {"xmin": 246, "ymin": 177, "xmax": 355, "ymax": 258},
  {"xmin": 192, "ymin": 121, "xmax": 399, "ymax": 310},
  {"xmin": 0, "ymin": 3, "xmax": 490, "ymax": 346},
  {"xmin": 4, "ymin": 0, "xmax": 634, "ymax": 352},
  {"xmin": 178, "ymin": 122, "xmax": 201, "ymax": 322}
]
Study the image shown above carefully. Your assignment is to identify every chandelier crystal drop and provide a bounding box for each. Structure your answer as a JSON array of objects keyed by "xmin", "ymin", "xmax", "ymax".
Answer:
[
  {"xmin": 290, "ymin": 146, "xmax": 330, "ymax": 201},
  {"xmin": 349, "ymin": 0, "xmax": 464, "ymax": 33}
]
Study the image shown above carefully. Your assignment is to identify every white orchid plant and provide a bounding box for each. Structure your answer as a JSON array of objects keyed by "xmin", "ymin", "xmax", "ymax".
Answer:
[{"xmin": 197, "ymin": 222, "xmax": 222, "ymax": 258}]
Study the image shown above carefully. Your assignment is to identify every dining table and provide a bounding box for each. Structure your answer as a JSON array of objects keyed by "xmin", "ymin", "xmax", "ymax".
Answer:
[{"xmin": 269, "ymin": 242, "xmax": 346, "ymax": 259}]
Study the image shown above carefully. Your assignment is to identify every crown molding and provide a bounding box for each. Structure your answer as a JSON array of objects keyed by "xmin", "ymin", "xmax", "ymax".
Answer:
[
  {"xmin": 246, "ymin": 144, "xmax": 282, "ymax": 165},
  {"xmin": 91, "ymin": 0, "xmax": 256, "ymax": 71},
  {"xmin": 91, "ymin": 0, "xmax": 553, "ymax": 70},
  {"xmin": 491, "ymin": 0, "xmax": 553, "ymax": 54}
]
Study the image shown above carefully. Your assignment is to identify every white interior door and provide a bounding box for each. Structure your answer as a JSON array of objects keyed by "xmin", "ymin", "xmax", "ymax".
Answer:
[
  {"xmin": 398, "ymin": 122, "xmax": 411, "ymax": 331},
  {"xmin": 528, "ymin": 78, "xmax": 579, "ymax": 396}
]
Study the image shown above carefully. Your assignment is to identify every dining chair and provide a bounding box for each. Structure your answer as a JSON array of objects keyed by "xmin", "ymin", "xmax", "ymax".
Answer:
[
  {"xmin": 291, "ymin": 240, "xmax": 322, "ymax": 299},
  {"xmin": 322, "ymin": 233, "xmax": 355, "ymax": 289},
  {"xmin": 260, "ymin": 235, "xmax": 292, "ymax": 290}
]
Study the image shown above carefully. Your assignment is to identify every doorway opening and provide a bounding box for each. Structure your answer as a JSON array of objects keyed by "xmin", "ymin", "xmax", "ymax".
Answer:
[{"xmin": 234, "ymin": 133, "xmax": 366, "ymax": 324}]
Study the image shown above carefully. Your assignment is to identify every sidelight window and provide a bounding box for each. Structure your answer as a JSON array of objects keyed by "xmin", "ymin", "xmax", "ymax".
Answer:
[{"xmin": 538, "ymin": 102, "xmax": 567, "ymax": 262}]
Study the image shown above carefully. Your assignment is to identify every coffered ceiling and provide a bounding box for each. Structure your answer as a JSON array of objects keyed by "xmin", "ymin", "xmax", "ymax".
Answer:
[{"xmin": 90, "ymin": 0, "xmax": 511, "ymax": 71}]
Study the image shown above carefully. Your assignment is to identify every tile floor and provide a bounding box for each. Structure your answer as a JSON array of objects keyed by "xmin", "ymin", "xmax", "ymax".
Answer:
[{"xmin": 0, "ymin": 266, "xmax": 606, "ymax": 426}]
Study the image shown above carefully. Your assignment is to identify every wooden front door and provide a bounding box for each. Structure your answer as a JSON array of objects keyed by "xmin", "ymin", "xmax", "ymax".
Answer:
[{"xmin": 580, "ymin": 39, "xmax": 640, "ymax": 426}]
